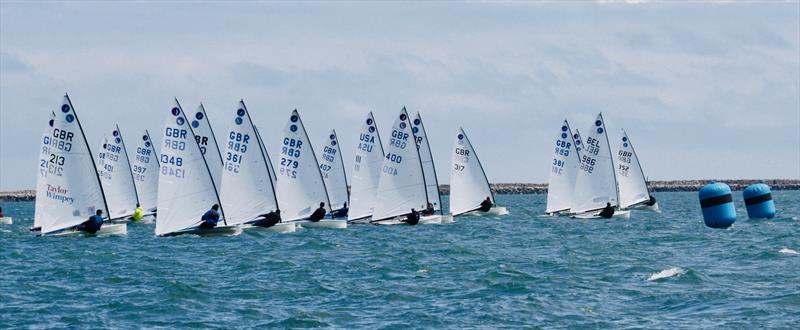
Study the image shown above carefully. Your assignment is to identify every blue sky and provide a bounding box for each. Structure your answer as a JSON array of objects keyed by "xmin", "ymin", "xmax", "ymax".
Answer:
[{"xmin": 1, "ymin": 1, "xmax": 798, "ymax": 190}]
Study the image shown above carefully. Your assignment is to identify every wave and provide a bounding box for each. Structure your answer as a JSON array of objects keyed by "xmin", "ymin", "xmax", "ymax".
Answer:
[
  {"xmin": 647, "ymin": 267, "xmax": 687, "ymax": 281},
  {"xmin": 779, "ymin": 248, "xmax": 799, "ymax": 255}
]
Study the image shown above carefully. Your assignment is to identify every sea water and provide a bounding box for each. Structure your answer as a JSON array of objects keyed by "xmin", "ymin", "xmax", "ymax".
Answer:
[{"xmin": 1, "ymin": 191, "xmax": 798, "ymax": 328}]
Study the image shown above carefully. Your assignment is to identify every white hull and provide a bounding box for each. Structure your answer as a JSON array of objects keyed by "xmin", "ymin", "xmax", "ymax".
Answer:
[
  {"xmin": 242, "ymin": 222, "xmax": 297, "ymax": 233},
  {"xmin": 294, "ymin": 219, "xmax": 348, "ymax": 229},
  {"xmin": 166, "ymin": 225, "xmax": 242, "ymax": 237},
  {"xmin": 459, "ymin": 206, "xmax": 509, "ymax": 217},
  {"xmin": 51, "ymin": 223, "xmax": 128, "ymax": 237},
  {"xmin": 0, "ymin": 217, "xmax": 11, "ymax": 225},
  {"xmin": 629, "ymin": 202, "xmax": 659, "ymax": 212},
  {"xmin": 373, "ymin": 214, "xmax": 449, "ymax": 225},
  {"xmin": 572, "ymin": 209, "xmax": 631, "ymax": 220}
]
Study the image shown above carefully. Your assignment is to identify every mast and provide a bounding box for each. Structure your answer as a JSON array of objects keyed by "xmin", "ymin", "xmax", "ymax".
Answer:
[
  {"xmin": 244, "ymin": 101, "xmax": 280, "ymax": 212},
  {"xmin": 416, "ymin": 112, "xmax": 443, "ymax": 214},
  {"xmin": 65, "ymin": 94, "xmax": 111, "ymax": 220},
  {"xmin": 331, "ymin": 129, "xmax": 349, "ymax": 200},
  {"xmin": 600, "ymin": 113, "xmax": 620, "ymax": 208}
]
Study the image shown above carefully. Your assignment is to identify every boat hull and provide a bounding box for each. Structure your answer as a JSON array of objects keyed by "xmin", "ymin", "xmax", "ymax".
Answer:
[
  {"xmin": 242, "ymin": 222, "xmax": 296, "ymax": 233},
  {"xmin": 0, "ymin": 217, "xmax": 11, "ymax": 225},
  {"xmin": 572, "ymin": 210, "xmax": 631, "ymax": 220},
  {"xmin": 51, "ymin": 223, "xmax": 128, "ymax": 237},
  {"xmin": 631, "ymin": 202, "xmax": 660, "ymax": 212},
  {"xmin": 373, "ymin": 214, "xmax": 449, "ymax": 225},
  {"xmin": 165, "ymin": 225, "xmax": 242, "ymax": 237},
  {"xmin": 459, "ymin": 206, "xmax": 509, "ymax": 217},
  {"xmin": 294, "ymin": 220, "xmax": 348, "ymax": 229}
]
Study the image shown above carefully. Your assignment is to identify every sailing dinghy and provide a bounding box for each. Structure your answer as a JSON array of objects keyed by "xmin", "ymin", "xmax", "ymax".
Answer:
[
  {"xmin": 347, "ymin": 112, "xmax": 385, "ymax": 224},
  {"xmin": 318, "ymin": 129, "xmax": 350, "ymax": 218},
  {"xmin": 544, "ymin": 120, "xmax": 581, "ymax": 216},
  {"xmin": 275, "ymin": 110, "xmax": 346, "ymax": 229},
  {"xmin": 36, "ymin": 95, "xmax": 127, "ymax": 236},
  {"xmin": 96, "ymin": 124, "xmax": 140, "ymax": 222},
  {"xmin": 614, "ymin": 129, "xmax": 659, "ymax": 211},
  {"xmin": 570, "ymin": 113, "xmax": 630, "ymax": 219},
  {"xmin": 449, "ymin": 127, "xmax": 508, "ymax": 217},
  {"xmin": 130, "ymin": 130, "xmax": 159, "ymax": 221},
  {"xmin": 155, "ymin": 99, "xmax": 239, "ymax": 236},
  {"xmin": 411, "ymin": 112, "xmax": 454, "ymax": 223},
  {"xmin": 219, "ymin": 100, "xmax": 295, "ymax": 233},
  {"xmin": 371, "ymin": 108, "xmax": 444, "ymax": 225}
]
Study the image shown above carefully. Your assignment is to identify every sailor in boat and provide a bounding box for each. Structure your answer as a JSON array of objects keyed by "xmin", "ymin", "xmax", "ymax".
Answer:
[
  {"xmin": 253, "ymin": 209, "xmax": 281, "ymax": 228},
  {"xmin": 645, "ymin": 196, "xmax": 657, "ymax": 206},
  {"xmin": 478, "ymin": 197, "xmax": 493, "ymax": 212},
  {"xmin": 404, "ymin": 208, "xmax": 420, "ymax": 226},
  {"xmin": 0, "ymin": 207, "xmax": 4, "ymax": 218},
  {"xmin": 308, "ymin": 202, "xmax": 327, "ymax": 222},
  {"xmin": 331, "ymin": 202, "xmax": 348, "ymax": 218},
  {"xmin": 599, "ymin": 202, "xmax": 615, "ymax": 219},
  {"xmin": 132, "ymin": 203, "xmax": 144, "ymax": 222},
  {"xmin": 76, "ymin": 209, "xmax": 105, "ymax": 234},
  {"xmin": 421, "ymin": 202, "xmax": 435, "ymax": 216},
  {"xmin": 198, "ymin": 204, "xmax": 221, "ymax": 229}
]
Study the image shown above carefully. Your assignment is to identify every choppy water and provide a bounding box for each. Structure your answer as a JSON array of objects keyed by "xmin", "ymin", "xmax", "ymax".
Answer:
[{"xmin": 1, "ymin": 192, "xmax": 799, "ymax": 328}]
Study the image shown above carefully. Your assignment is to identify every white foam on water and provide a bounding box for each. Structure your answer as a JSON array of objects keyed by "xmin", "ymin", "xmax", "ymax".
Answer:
[
  {"xmin": 647, "ymin": 267, "xmax": 686, "ymax": 281},
  {"xmin": 779, "ymin": 248, "xmax": 798, "ymax": 255}
]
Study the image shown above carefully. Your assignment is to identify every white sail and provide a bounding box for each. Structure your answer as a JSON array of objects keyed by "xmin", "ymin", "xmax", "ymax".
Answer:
[
  {"xmin": 573, "ymin": 129, "xmax": 584, "ymax": 159},
  {"xmin": 571, "ymin": 113, "xmax": 619, "ymax": 214},
  {"xmin": 318, "ymin": 129, "xmax": 349, "ymax": 211},
  {"xmin": 219, "ymin": 100, "xmax": 279, "ymax": 226},
  {"xmin": 190, "ymin": 103, "xmax": 224, "ymax": 189},
  {"xmin": 96, "ymin": 125, "xmax": 139, "ymax": 219},
  {"xmin": 614, "ymin": 129, "xmax": 651, "ymax": 208},
  {"xmin": 275, "ymin": 110, "xmax": 331, "ymax": 221},
  {"xmin": 372, "ymin": 108, "xmax": 428, "ymax": 220},
  {"xmin": 254, "ymin": 126, "xmax": 277, "ymax": 184},
  {"xmin": 155, "ymin": 99, "xmax": 225, "ymax": 236},
  {"xmin": 38, "ymin": 95, "xmax": 109, "ymax": 234},
  {"xmin": 347, "ymin": 112, "xmax": 385, "ymax": 220},
  {"xmin": 411, "ymin": 112, "xmax": 443, "ymax": 212},
  {"xmin": 131, "ymin": 130, "xmax": 159, "ymax": 212},
  {"xmin": 545, "ymin": 120, "xmax": 581, "ymax": 214},
  {"xmin": 33, "ymin": 111, "xmax": 56, "ymax": 229},
  {"xmin": 449, "ymin": 127, "xmax": 494, "ymax": 216}
]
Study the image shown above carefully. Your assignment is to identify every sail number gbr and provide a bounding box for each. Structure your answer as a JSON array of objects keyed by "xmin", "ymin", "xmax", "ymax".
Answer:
[
  {"xmin": 453, "ymin": 148, "xmax": 470, "ymax": 172},
  {"xmin": 41, "ymin": 128, "xmax": 76, "ymax": 177},
  {"xmin": 279, "ymin": 138, "xmax": 302, "ymax": 179},
  {"xmin": 161, "ymin": 128, "xmax": 187, "ymax": 178},
  {"xmin": 225, "ymin": 132, "xmax": 249, "ymax": 174}
]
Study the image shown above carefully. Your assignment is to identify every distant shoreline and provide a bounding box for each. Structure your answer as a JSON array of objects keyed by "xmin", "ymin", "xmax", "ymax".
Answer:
[{"xmin": 2, "ymin": 179, "xmax": 797, "ymax": 202}]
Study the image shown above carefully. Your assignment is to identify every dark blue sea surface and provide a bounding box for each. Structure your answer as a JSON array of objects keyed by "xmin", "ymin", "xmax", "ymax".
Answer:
[{"xmin": 1, "ymin": 192, "xmax": 799, "ymax": 328}]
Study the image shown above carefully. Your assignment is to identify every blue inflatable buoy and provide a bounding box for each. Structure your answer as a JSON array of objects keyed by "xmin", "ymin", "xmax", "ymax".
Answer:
[
  {"xmin": 699, "ymin": 182, "xmax": 736, "ymax": 228},
  {"xmin": 743, "ymin": 183, "xmax": 775, "ymax": 219}
]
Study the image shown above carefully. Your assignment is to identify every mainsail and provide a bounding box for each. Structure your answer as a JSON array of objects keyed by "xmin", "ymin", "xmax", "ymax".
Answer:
[
  {"xmin": 348, "ymin": 112, "xmax": 385, "ymax": 220},
  {"xmin": 275, "ymin": 110, "xmax": 331, "ymax": 221},
  {"xmin": 449, "ymin": 127, "xmax": 494, "ymax": 216},
  {"xmin": 155, "ymin": 99, "xmax": 225, "ymax": 236},
  {"xmin": 570, "ymin": 113, "xmax": 619, "ymax": 214},
  {"xmin": 318, "ymin": 129, "xmax": 349, "ymax": 212},
  {"xmin": 33, "ymin": 111, "xmax": 56, "ymax": 230},
  {"xmin": 372, "ymin": 108, "xmax": 428, "ymax": 220},
  {"xmin": 96, "ymin": 124, "xmax": 139, "ymax": 219},
  {"xmin": 38, "ymin": 95, "xmax": 109, "ymax": 234},
  {"xmin": 411, "ymin": 112, "xmax": 443, "ymax": 212},
  {"xmin": 614, "ymin": 129, "xmax": 651, "ymax": 209},
  {"xmin": 190, "ymin": 103, "xmax": 224, "ymax": 189},
  {"xmin": 131, "ymin": 130, "xmax": 159, "ymax": 212},
  {"xmin": 219, "ymin": 100, "xmax": 279, "ymax": 226},
  {"xmin": 545, "ymin": 120, "xmax": 581, "ymax": 214}
]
